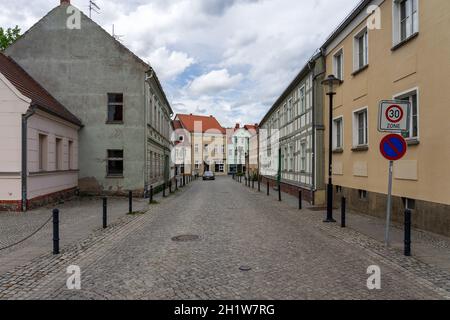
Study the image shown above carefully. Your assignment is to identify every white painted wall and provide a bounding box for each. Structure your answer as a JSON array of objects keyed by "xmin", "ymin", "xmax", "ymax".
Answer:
[{"xmin": 0, "ymin": 75, "xmax": 29, "ymax": 201}]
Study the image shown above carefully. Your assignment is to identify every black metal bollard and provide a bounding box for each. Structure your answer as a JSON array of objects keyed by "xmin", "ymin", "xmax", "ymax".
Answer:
[
  {"xmin": 252, "ymin": 179, "xmax": 254, "ymax": 189},
  {"xmin": 175, "ymin": 178, "xmax": 178, "ymax": 190},
  {"xmin": 299, "ymin": 190, "xmax": 302, "ymax": 210},
  {"xmin": 183, "ymin": 175, "xmax": 186, "ymax": 186},
  {"xmin": 129, "ymin": 191, "xmax": 133, "ymax": 213},
  {"xmin": 169, "ymin": 180, "xmax": 172, "ymax": 193},
  {"xmin": 258, "ymin": 176, "xmax": 261, "ymax": 192},
  {"xmin": 103, "ymin": 197, "xmax": 107, "ymax": 229},
  {"xmin": 278, "ymin": 184, "xmax": 281, "ymax": 202},
  {"xmin": 267, "ymin": 181, "xmax": 270, "ymax": 196},
  {"xmin": 404, "ymin": 209, "xmax": 412, "ymax": 256},
  {"xmin": 53, "ymin": 208, "xmax": 60, "ymax": 255},
  {"xmin": 163, "ymin": 182, "xmax": 166, "ymax": 197},
  {"xmin": 149, "ymin": 185, "xmax": 153, "ymax": 203},
  {"xmin": 341, "ymin": 197, "xmax": 346, "ymax": 228}
]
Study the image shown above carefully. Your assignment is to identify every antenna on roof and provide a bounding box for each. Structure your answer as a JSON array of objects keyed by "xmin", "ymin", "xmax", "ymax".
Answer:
[
  {"xmin": 88, "ymin": 0, "xmax": 100, "ymax": 19},
  {"xmin": 112, "ymin": 24, "xmax": 124, "ymax": 42}
]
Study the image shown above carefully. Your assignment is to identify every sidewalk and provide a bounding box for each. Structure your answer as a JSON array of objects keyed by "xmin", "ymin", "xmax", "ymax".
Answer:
[
  {"xmin": 233, "ymin": 176, "xmax": 450, "ymax": 273},
  {"xmin": 0, "ymin": 196, "xmax": 148, "ymax": 274}
]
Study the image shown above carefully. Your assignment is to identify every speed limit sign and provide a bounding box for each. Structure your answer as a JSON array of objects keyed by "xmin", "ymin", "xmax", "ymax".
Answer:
[{"xmin": 378, "ymin": 100, "xmax": 410, "ymax": 133}]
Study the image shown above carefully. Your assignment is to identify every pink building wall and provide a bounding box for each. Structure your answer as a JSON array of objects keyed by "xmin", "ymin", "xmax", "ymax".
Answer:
[{"xmin": 0, "ymin": 74, "xmax": 79, "ymax": 209}]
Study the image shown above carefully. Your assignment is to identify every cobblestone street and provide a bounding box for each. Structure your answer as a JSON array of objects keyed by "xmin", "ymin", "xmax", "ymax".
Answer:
[{"xmin": 0, "ymin": 177, "xmax": 449, "ymax": 300}]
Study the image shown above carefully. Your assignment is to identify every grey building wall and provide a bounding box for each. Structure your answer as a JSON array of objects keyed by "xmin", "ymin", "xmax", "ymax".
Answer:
[{"xmin": 6, "ymin": 4, "xmax": 172, "ymax": 195}]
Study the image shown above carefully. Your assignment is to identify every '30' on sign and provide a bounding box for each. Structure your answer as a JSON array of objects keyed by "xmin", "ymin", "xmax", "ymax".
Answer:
[{"xmin": 378, "ymin": 100, "xmax": 410, "ymax": 133}]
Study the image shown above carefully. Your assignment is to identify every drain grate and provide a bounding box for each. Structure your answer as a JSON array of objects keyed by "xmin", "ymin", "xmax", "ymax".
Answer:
[{"xmin": 171, "ymin": 235, "xmax": 201, "ymax": 242}]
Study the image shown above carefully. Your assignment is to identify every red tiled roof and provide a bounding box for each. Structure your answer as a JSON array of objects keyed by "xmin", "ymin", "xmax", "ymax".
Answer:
[
  {"xmin": 0, "ymin": 53, "xmax": 82, "ymax": 126},
  {"xmin": 176, "ymin": 114, "xmax": 225, "ymax": 134},
  {"xmin": 172, "ymin": 120, "xmax": 183, "ymax": 130}
]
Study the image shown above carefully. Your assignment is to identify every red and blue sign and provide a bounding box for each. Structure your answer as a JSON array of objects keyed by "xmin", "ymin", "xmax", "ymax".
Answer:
[{"xmin": 380, "ymin": 134, "xmax": 407, "ymax": 161}]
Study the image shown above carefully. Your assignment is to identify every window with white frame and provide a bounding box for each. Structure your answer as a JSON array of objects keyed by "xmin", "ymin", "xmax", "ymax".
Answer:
[
  {"xmin": 287, "ymin": 99, "xmax": 293, "ymax": 122},
  {"xmin": 353, "ymin": 108, "xmax": 368, "ymax": 146},
  {"xmin": 300, "ymin": 142, "xmax": 307, "ymax": 172},
  {"xmin": 333, "ymin": 49, "xmax": 344, "ymax": 81},
  {"xmin": 299, "ymin": 86, "xmax": 306, "ymax": 114},
  {"xmin": 289, "ymin": 145, "xmax": 294, "ymax": 171},
  {"xmin": 395, "ymin": 89, "xmax": 419, "ymax": 139},
  {"xmin": 393, "ymin": 0, "xmax": 419, "ymax": 44},
  {"xmin": 354, "ymin": 28, "xmax": 368, "ymax": 70},
  {"xmin": 333, "ymin": 117, "xmax": 343, "ymax": 150}
]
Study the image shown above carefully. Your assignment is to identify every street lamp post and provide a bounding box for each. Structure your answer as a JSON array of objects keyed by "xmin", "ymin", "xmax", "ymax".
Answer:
[{"xmin": 322, "ymin": 75, "xmax": 340, "ymax": 223}]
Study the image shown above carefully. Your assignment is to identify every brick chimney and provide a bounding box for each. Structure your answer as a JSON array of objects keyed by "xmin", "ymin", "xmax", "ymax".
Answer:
[
  {"xmin": 60, "ymin": 0, "xmax": 70, "ymax": 5},
  {"xmin": 235, "ymin": 123, "xmax": 240, "ymax": 129}
]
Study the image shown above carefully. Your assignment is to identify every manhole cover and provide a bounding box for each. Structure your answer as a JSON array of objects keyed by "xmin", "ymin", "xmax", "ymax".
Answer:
[
  {"xmin": 171, "ymin": 235, "xmax": 200, "ymax": 242},
  {"xmin": 239, "ymin": 266, "xmax": 252, "ymax": 272}
]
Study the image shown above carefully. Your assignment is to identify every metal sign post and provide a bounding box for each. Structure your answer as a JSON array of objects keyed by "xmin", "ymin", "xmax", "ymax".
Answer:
[
  {"xmin": 380, "ymin": 134, "xmax": 408, "ymax": 247},
  {"xmin": 385, "ymin": 160, "xmax": 394, "ymax": 246}
]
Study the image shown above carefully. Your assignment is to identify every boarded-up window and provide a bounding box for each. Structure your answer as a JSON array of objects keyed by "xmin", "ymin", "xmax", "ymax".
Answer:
[
  {"xmin": 38, "ymin": 134, "xmax": 48, "ymax": 171},
  {"xmin": 55, "ymin": 138, "xmax": 62, "ymax": 170}
]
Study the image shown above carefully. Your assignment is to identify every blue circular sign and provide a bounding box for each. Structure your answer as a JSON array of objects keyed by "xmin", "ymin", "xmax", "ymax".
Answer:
[{"xmin": 380, "ymin": 134, "xmax": 407, "ymax": 161}]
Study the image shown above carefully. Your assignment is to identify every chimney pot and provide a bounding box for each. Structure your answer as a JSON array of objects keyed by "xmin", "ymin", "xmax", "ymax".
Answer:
[{"xmin": 60, "ymin": 0, "xmax": 71, "ymax": 5}]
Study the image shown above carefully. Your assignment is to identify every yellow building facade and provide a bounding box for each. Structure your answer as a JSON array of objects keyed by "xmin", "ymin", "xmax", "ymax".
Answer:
[{"xmin": 322, "ymin": 0, "xmax": 450, "ymax": 236}]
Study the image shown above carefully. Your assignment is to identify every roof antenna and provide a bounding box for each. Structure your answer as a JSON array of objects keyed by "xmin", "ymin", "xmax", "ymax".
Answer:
[
  {"xmin": 88, "ymin": 0, "xmax": 100, "ymax": 19},
  {"xmin": 112, "ymin": 24, "xmax": 124, "ymax": 42}
]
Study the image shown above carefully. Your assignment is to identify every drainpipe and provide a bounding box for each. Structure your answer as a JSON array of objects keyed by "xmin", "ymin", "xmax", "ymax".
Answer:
[
  {"xmin": 311, "ymin": 52, "xmax": 326, "ymax": 206},
  {"xmin": 21, "ymin": 107, "xmax": 36, "ymax": 212}
]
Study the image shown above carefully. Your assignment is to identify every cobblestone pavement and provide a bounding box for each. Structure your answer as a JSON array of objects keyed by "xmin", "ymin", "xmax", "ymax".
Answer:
[
  {"xmin": 0, "ymin": 197, "xmax": 148, "ymax": 274},
  {"xmin": 0, "ymin": 177, "xmax": 449, "ymax": 300}
]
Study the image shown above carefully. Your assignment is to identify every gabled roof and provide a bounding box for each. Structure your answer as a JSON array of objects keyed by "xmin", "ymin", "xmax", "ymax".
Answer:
[
  {"xmin": 321, "ymin": 0, "xmax": 372, "ymax": 50},
  {"xmin": 172, "ymin": 120, "xmax": 183, "ymax": 130},
  {"xmin": 0, "ymin": 53, "xmax": 82, "ymax": 126},
  {"xmin": 176, "ymin": 114, "xmax": 225, "ymax": 134}
]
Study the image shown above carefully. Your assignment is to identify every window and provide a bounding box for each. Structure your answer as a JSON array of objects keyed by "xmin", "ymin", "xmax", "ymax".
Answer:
[
  {"xmin": 195, "ymin": 161, "xmax": 200, "ymax": 170},
  {"xmin": 353, "ymin": 108, "xmax": 368, "ymax": 147},
  {"xmin": 300, "ymin": 142, "xmax": 307, "ymax": 172},
  {"xmin": 336, "ymin": 186, "xmax": 343, "ymax": 193},
  {"xmin": 195, "ymin": 144, "xmax": 199, "ymax": 153},
  {"xmin": 68, "ymin": 140, "xmax": 73, "ymax": 170},
  {"xmin": 107, "ymin": 93, "xmax": 123, "ymax": 123},
  {"xmin": 299, "ymin": 86, "xmax": 306, "ymax": 114},
  {"xmin": 333, "ymin": 49, "xmax": 344, "ymax": 80},
  {"xmin": 359, "ymin": 190, "xmax": 368, "ymax": 200},
  {"xmin": 354, "ymin": 28, "xmax": 368, "ymax": 70},
  {"xmin": 287, "ymin": 99, "xmax": 293, "ymax": 122},
  {"xmin": 38, "ymin": 134, "xmax": 48, "ymax": 171},
  {"xmin": 215, "ymin": 161, "xmax": 224, "ymax": 173},
  {"xmin": 107, "ymin": 150, "xmax": 124, "ymax": 176},
  {"xmin": 289, "ymin": 145, "xmax": 294, "ymax": 171},
  {"xmin": 333, "ymin": 117, "xmax": 343, "ymax": 150},
  {"xmin": 395, "ymin": 89, "xmax": 419, "ymax": 139},
  {"xmin": 55, "ymin": 138, "xmax": 62, "ymax": 170},
  {"xmin": 394, "ymin": 0, "xmax": 419, "ymax": 44}
]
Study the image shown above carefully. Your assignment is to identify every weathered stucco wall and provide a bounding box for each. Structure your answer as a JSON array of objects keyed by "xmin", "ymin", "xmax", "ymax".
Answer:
[{"xmin": 6, "ymin": 5, "xmax": 148, "ymax": 195}]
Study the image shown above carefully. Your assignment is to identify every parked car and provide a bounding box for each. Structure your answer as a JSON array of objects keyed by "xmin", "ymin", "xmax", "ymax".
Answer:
[{"xmin": 202, "ymin": 171, "xmax": 215, "ymax": 181}]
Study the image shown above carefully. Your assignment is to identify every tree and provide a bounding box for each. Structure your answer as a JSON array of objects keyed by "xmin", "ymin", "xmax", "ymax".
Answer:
[{"xmin": 0, "ymin": 26, "xmax": 21, "ymax": 51}]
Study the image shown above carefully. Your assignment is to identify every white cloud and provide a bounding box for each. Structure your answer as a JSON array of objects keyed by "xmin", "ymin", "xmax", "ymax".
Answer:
[
  {"xmin": 0, "ymin": 0, "xmax": 360, "ymax": 126},
  {"xmin": 187, "ymin": 69, "xmax": 243, "ymax": 95},
  {"xmin": 146, "ymin": 47, "xmax": 194, "ymax": 80}
]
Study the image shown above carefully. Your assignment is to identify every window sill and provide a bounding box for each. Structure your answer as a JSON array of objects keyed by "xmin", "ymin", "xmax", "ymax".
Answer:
[
  {"xmin": 351, "ymin": 145, "xmax": 369, "ymax": 152},
  {"xmin": 351, "ymin": 64, "xmax": 369, "ymax": 77},
  {"xmin": 106, "ymin": 121, "xmax": 124, "ymax": 125},
  {"xmin": 391, "ymin": 32, "xmax": 419, "ymax": 51},
  {"xmin": 106, "ymin": 175, "xmax": 124, "ymax": 179},
  {"xmin": 406, "ymin": 138, "xmax": 420, "ymax": 146},
  {"xmin": 333, "ymin": 148, "xmax": 344, "ymax": 154}
]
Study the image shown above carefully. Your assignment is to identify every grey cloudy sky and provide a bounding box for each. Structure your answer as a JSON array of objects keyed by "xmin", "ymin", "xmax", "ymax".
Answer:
[{"xmin": 0, "ymin": 0, "xmax": 359, "ymax": 127}]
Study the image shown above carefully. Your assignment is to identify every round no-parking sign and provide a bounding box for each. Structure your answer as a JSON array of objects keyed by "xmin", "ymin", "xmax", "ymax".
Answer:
[{"xmin": 380, "ymin": 134, "xmax": 407, "ymax": 161}]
